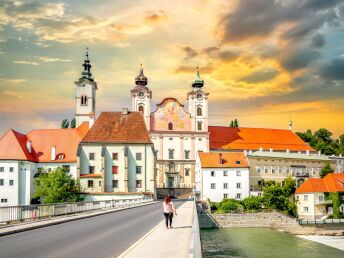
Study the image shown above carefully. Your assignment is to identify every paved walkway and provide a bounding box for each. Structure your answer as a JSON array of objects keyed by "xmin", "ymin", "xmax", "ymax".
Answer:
[
  {"xmin": 119, "ymin": 201, "xmax": 195, "ymax": 258},
  {"xmin": 298, "ymin": 235, "xmax": 344, "ymax": 251}
]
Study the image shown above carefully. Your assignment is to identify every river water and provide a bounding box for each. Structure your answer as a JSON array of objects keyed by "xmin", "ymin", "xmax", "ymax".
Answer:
[{"xmin": 200, "ymin": 228, "xmax": 344, "ymax": 258}]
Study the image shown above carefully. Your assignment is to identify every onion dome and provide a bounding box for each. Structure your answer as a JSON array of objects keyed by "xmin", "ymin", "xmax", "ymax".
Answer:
[
  {"xmin": 135, "ymin": 65, "xmax": 148, "ymax": 86},
  {"xmin": 80, "ymin": 47, "xmax": 93, "ymax": 81},
  {"xmin": 192, "ymin": 67, "xmax": 204, "ymax": 88}
]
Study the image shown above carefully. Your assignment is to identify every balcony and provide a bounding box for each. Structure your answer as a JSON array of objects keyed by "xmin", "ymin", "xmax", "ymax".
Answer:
[
  {"xmin": 156, "ymin": 183, "xmax": 193, "ymax": 188},
  {"xmin": 292, "ymin": 172, "xmax": 309, "ymax": 177},
  {"xmin": 314, "ymin": 199, "xmax": 332, "ymax": 205},
  {"xmin": 250, "ymin": 185, "xmax": 263, "ymax": 191}
]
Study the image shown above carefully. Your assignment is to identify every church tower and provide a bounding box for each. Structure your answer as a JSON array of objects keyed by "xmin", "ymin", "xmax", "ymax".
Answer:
[
  {"xmin": 131, "ymin": 65, "xmax": 152, "ymax": 131},
  {"xmin": 187, "ymin": 67, "xmax": 209, "ymax": 132},
  {"xmin": 75, "ymin": 49, "xmax": 97, "ymax": 128}
]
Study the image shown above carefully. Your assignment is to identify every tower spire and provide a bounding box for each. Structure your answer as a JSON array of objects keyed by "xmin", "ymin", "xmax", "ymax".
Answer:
[
  {"xmin": 192, "ymin": 66, "xmax": 204, "ymax": 88},
  {"xmin": 81, "ymin": 47, "xmax": 93, "ymax": 81},
  {"xmin": 135, "ymin": 64, "xmax": 148, "ymax": 86}
]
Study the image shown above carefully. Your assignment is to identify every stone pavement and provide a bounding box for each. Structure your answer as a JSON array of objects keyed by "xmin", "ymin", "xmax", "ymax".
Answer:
[
  {"xmin": 0, "ymin": 201, "xmax": 156, "ymax": 237},
  {"xmin": 119, "ymin": 201, "xmax": 195, "ymax": 258},
  {"xmin": 298, "ymin": 235, "xmax": 344, "ymax": 251}
]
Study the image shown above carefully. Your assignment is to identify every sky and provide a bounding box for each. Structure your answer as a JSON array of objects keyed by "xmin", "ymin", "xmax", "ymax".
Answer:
[{"xmin": 0, "ymin": 0, "xmax": 344, "ymax": 137}]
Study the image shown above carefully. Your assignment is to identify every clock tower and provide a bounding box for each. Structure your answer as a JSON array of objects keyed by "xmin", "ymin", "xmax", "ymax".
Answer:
[
  {"xmin": 131, "ymin": 65, "xmax": 152, "ymax": 130},
  {"xmin": 187, "ymin": 67, "xmax": 209, "ymax": 132}
]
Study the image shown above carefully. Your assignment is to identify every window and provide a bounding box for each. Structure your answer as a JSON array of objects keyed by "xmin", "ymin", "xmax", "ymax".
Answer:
[
  {"xmin": 9, "ymin": 167, "xmax": 14, "ymax": 172},
  {"xmin": 258, "ymin": 193, "xmax": 262, "ymax": 197},
  {"xmin": 112, "ymin": 166, "xmax": 118, "ymax": 174},
  {"xmin": 211, "ymin": 171, "xmax": 215, "ymax": 177},
  {"xmin": 223, "ymin": 183, "xmax": 228, "ymax": 189},
  {"xmin": 88, "ymin": 180, "xmax": 94, "ymax": 188},
  {"xmin": 136, "ymin": 166, "xmax": 142, "ymax": 174},
  {"xmin": 278, "ymin": 166, "xmax": 282, "ymax": 174},
  {"xmin": 62, "ymin": 165, "xmax": 70, "ymax": 173},
  {"xmin": 185, "ymin": 168, "xmax": 190, "ymax": 177},
  {"xmin": 89, "ymin": 166, "xmax": 95, "ymax": 174},
  {"xmin": 112, "ymin": 180, "xmax": 118, "ymax": 188},
  {"xmin": 169, "ymin": 149, "xmax": 174, "ymax": 159},
  {"xmin": 1, "ymin": 199, "xmax": 7, "ymax": 203},
  {"xmin": 303, "ymin": 207, "xmax": 309, "ymax": 212},
  {"xmin": 286, "ymin": 166, "xmax": 290, "ymax": 174},
  {"xmin": 236, "ymin": 160, "xmax": 241, "ymax": 165},
  {"xmin": 271, "ymin": 166, "xmax": 275, "ymax": 174},
  {"xmin": 236, "ymin": 183, "xmax": 241, "ymax": 189},
  {"xmin": 319, "ymin": 195, "xmax": 324, "ymax": 202},
  {"xmin": 264, "ymin": 166, "xmax": 268, "ymax": 173},
  {"xmin": 256, "ymin": 166, "xmax": 261, "ymax": 173},
  {"xmin": 9, "ymin": 180, "xmax": 14, "ymax": 186},
  {"xmin": 169, "ymin": 138, "xmax": 173, "ymax": 141},
  {"xmin": 197, "ymin": 121, "xmax": 202, "ymax": 131},
  {"xmin": 0, "ymin": 179, "xmax": 4, "ymax": 186},
  {"xmin": 210, "ymin": 183, "xmax": 216, "ymax": 189},
  {"xmin": 224, "ymin": 194, "xmax": 228, "ymax": 199},
  {"xmin": 304, "ymin": 195, "xmax": 308, "ymax": 201},
  {"xmin": 223, "ymin": 171, "xmax": 228, "ymax": 176},
  {"xmin": 168, "ymin": 122, "xmax": 173, "ymax": 130},
  {"xmin": 99, "ymin": 181, "xmax": 101, "ymax": 186},
  {"xmin": 58, "ymin": 154, "xmax": 65, "ymax": 160},
  {"xmin": 136, "ymin": 180, "xmax": 142, "ymax": 188},
  {"xmin": 236, "ymin": 193, "xmax": 241, "ymax": 200},
  {"xmin": 0, "ymin": 167, "xmax": 4, "ymax": 172},
  {"xmin": 89, "ymin": 153, "xmax": 95, "ymax": 160},
  {"xmin": 112, "ymin": 153, "xmax": 118, "ymax": 160},
  {"xmin": 138, "ymin": 105, "xmax": 144, "ymax": 113},
  {"xmin": 81, "ymin": 95, "xmax": 88, "ymax": 106},
  {"xmin": 136, "ymin": 153, "xmax": 142, "ymax": 160},
  {"xmin": 236, "ymin": 171, "xmax": 241, "ymax": 176},
  {"xmin": 197, "ymin": 107, "xmax": 202, "ymax": 116},
  {"xmin": 185, "ymin": 150, "xmax": 190, "ymax": 159}
]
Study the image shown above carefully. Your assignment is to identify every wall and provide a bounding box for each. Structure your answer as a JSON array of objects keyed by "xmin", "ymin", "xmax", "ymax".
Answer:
[
  {"xmin": 0, "ymin": 161, "xmax": 20, "ymax": 206},
  {"xmin": 213, "ymin": 212, "xmax": 344, "ymax": 235}
]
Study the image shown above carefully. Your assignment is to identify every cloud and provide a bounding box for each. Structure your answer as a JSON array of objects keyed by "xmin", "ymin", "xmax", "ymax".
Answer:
[
  {"xmin": 144, "ymin": 10, "xmax": 167, "ymax": 23},
  {"xmin": 181, "ymin": 46, "xmax": 197, "ymax": 59},
  {"xmin": 278, "ymin": 48, "xmax": 321, "ymax": 71},
  {"xmin": 2, "ymin": 90, "xmax": 22, "ymax": 98},
  {"xmin": 174, "ymin": 65, "xmax": 214, "ymax": 74},
  {"xmin": 39, "ymin": 57, "xmax": 71, "ymax": 62},
  {"xmin": 240, "ymin": 68, "xmax": 279, "ymax": 83},
  {"xmin": 13, "ymin": 60, "xmax": 39, "ymax": 65},
  {"xmin": 311, "ymin": 33, "xmax": 326, "ymax": 47},
  {"xmin": 0, "ymin": 78, "xmax": 27, "ymax": 83},
  {"xmin": 319, "ymin": 58, "xmax": 344, "ymax": 80}
]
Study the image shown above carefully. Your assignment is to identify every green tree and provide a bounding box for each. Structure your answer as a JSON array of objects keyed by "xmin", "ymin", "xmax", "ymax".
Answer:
[
  {"xmin": 34, "ymin": 167, "xmax": 84, "ymax": 204},
  {"xmin": 70, "ymin": 118, "xmax": 76, "ymax": 128},
  {"xmin": 242, "ymin": 196, "xmax": 264, "ymax": 210},
  {"xmin": 320, "ymin": 162, "xmax": 334, "ymax": 178},
  {"xmin": 234, "ymin": 118, "xmax": 238, "ymax": 127},
  {"xmin": 219, "ymin": 199, "xmax": 244, "ymax": 211},
  {"xmin": 262, "ymin": 184, "xmax": 290, "ymax": 211},
  {"xmin": 314, "ymin": 128, "xmax": 332, "ymax": 144},
  {"xmin": 61, "ymin": 119, "xmax": 69, "ymax": 129},
  {"xmin": 229, "ymin": 120, "xmax": 234, "ymax": 127},
  {"xmin": 283, "ymin": 176, "xmax": 296, "ymax": 197}
]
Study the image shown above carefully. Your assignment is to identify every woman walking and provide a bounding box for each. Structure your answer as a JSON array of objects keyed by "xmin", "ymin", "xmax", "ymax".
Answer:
[{"xmin": 163, "ymin": 196, "xmax": 177, "ymax": 228}]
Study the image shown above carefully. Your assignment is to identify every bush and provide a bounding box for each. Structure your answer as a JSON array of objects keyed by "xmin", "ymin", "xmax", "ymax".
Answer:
[
  {"xmin": 242, "ymin": 196, "xmax": 264, "ymax": 210},
  {"xmin": 220, "ymin": 199, "xmax": 244, "ymax": 211}
]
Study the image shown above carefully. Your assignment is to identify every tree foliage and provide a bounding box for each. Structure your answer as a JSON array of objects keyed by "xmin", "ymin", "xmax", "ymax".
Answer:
[
  {"xmin": 61, "ymin": 119, "xmax": 69, "ymax": 129},
  {"xmin": 242, "ymin": 196, "xmax": 264, "ymax": 210},
  {"xmin": 70, "ymin": 118, "xmax": 76, "ymax": 128},
  {"xmin": 229, "ymin": 118, "xmax": 239, "ymax": 128},
  {"xmin": 320, "ymin": 162, "xmax": 334, "ymax": 178},
  {"xmin": 34, "ymin": 167, "xmax": 84, "ymax": 204},
  {"xmin": 296, "ymin": 128, "xmax": 344, "ymax": 155}
]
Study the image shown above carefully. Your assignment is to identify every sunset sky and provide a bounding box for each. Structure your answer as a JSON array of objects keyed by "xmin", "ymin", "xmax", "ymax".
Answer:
[{"xmin": 0, "ymin": 0, "xmax": 344, "ymax": 137}]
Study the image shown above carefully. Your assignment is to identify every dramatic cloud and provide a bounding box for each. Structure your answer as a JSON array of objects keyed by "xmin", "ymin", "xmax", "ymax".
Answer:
[
  {"xmin": 181, "ymin": 46, "xmax": 197, "ymax": 59},
  {"xmin": 278, "ymin": 48, "xmax": 321, "ymax": 71},
  {"xmin": 319, "ymin": 58, "xmax": 344, "ymax": 80},
  {"xmin": 311, "ymin": 33, "xmax": 326, "ymax": 47},
  {"xmin": 39, "ymin": 57, "xmax": 71, "ymax": 62},
  {"xmin": 240, "ymin": 68, "xmax": 279, "ymax": 83},
  {"xmin": 144, "ymin": 10, "xmax": 167, "ymax": 23},
  {"xmin": 0, "ymin": 78, "xmax": 27, "ymax": 83},
  {"xmin": 13, "ymin": 60, "xmax": 39, "ymax": 65}
]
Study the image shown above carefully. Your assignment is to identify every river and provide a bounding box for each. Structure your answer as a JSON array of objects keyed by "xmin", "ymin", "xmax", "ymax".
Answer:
[{"xmin": 200, "ymin": 228, "xmax": 344, "ymax": 258}]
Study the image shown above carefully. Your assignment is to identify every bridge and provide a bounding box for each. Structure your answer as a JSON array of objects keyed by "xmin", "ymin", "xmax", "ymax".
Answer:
[{"xmin": 0, "ymin": 200, "xmax": 201, "ymax": 258}]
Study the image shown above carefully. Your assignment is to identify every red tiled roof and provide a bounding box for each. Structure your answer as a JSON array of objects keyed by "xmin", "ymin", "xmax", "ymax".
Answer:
[
  {"xmin": 0, "ymin": 122, "xmax": 89, "ymax": 163},
  {"xmin": 82, "ymin": 112, "xmax": 152, "ymax": 144},
  {"xmin": 296, "ymin": 173, "xmax": 344, "ymax": 194},
  {"xmin": 199, "ymin": 152, "xmax": 249, "ymax": 168},
  {"xmin": 209, "ymin": 126, "xmax": 315, "ymax": 152}
]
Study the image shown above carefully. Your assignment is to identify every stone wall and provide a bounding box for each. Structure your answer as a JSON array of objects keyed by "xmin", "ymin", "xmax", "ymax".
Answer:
[
  {"xmin": 213, "ymin": 212, "xmax": 344, "ymax": 235},
  {"xmin": 156, "ymin": 188, "xmax": 193, "ymax": 199}
]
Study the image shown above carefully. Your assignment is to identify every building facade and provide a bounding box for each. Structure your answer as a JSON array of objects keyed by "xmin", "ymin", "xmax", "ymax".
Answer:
[
  {"xmin": 195, "ymin": 152, "xmax": 250, "ymax": 202},
  {"xmin": 130, "ymin": 67, "xmax": 209, "ymax": 197}
]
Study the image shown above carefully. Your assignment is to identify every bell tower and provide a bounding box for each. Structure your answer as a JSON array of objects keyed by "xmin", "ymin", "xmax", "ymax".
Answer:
[
  {"xmin": 187, "ymin": 67, "xmax": 209, "ymax": 132},
  {"xmin": 131, "ymin": 65, "xmax": 152, "ymax": 131},
  {"xmin": 74, "ymin": 48, "xmax": 97, "ymax": 128}
]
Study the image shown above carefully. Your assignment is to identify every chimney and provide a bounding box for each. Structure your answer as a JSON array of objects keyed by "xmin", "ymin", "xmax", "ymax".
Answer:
[
  {"xmin": 219, "ymin": 153, "xmax": 223, "ymax": 165},
  {"xmin": 289, "ymin": 120, "xmax": 293, "ymax": 131},
  {"xmin": 298, "ymin": 150, "xmax": 301, "ymax": 154},
  {"xmin": 269, "ymin": 148, "xmax": 273, "ymax": 152},
  {"xmin": 243, "ymin": 150, "xmax": 247, "ymax": 156},
  {"xmin": 306, "ymin": 150, "xmax": 310, "ymax": 156},
  {"xmin": 286, "ymin": 149, "xmax": 290, "ymax": 153},
  {"xmin": 26, "ymin": 140, "xmax": 32, "ymax": 153},
  {"xmin": 318, "ymin": 150, "xmax": 321, "ymax": 156},
  {"xmin": 122, "ymin": 108, "xmax": 128, "ymax": 115},
  {"xmin": 51, "ymin": 146, "xmax": 56, "ymax": 161},
  {"xmin": 259, "ymin": 147, "xmax": 263, "ymax": 151}
]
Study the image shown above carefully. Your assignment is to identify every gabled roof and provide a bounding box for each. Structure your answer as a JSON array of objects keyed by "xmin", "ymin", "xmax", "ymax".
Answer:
[
  {"xmin": 198, "ymin": 152, "xmax": 249, "ymax": 168},
  {"xmin": 209, "ymin": 126, "xmax": 315, "ymax": 152},
  {"xmin": 247, "ymin": 151, "xmax": 331, "ymax": 161},
  {"xmin": 0, "ymin": 122, "xmax": 89, "ymax": 163},
  {"xmin": 296, "ymin": 173, "xmax": 344, "ymax": 194},
  {"xmin": 81, "ymin": 112, "xmax": 152, "ymax": 144}
]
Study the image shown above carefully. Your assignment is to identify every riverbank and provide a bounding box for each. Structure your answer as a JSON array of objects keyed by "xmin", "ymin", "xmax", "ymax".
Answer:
[{"xmin": 297, "ymin": 235, "xmax": 344, "ymax": 251}]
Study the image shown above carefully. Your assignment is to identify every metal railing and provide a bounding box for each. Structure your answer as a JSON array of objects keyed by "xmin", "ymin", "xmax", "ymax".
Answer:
[
  {"xmin": 156, "ymin": 183, "xmax": 194, "ymax": 188},
  {"xmin": 0, "ymin": 198, "xmax": 153, "ymax": 224},
  {"xmin": 314, "ymin": 199, "xmax": 332, "ymax": 205},
  {"xmin": 297, "ymin": 218, "xmax": 344, "ymax": 225}
]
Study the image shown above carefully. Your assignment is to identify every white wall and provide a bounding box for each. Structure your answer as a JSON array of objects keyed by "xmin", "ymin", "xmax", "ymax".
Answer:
[{"xmin": 0, "ymin": 161, "xmax": 20, "ymax": 206}]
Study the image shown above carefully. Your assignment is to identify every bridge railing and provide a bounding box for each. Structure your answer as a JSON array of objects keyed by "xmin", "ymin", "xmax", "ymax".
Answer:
[
  {"xmin": 189, "ymin": 201, "xmax": 202, "ymax": 258},
  {"xmin": 0, "ymin": 198, "xmax": 153, "ymax": 224}
]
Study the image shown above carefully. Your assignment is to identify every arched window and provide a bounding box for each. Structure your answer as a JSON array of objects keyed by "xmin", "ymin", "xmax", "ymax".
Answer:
[
  {"xmin": 168, "ymin": 122, "xmax": 173, "ymax": 131},
  {"xmin": 138, "ymin": 105, "xmax": 144, "ymax": 113},
  {"xmin": 197, "ymin": 121, "xmax": 202, "ymax": 131},
  {"xmin": 197, "ymin": 107, "xmax": 202, "ymax": 116},
  {"xmin": 168, "ymin": 149, "xmax": 174, "ymax": 159},
  {"xmin": 81, "ymin": 95, "xmax": 88, "ymax": 106}
]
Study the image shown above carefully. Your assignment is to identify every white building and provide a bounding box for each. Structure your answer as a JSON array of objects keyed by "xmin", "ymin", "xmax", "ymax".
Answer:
[
  {"xmin": 195, "ymin": 152, "xmax": 250, "ymax": 202},
  {"xmin": 130, "ymin": 67, "xmax": 209, "ymax": 198},
  {"xmin": 0, "ymin": 124, "xmax": 89, "ymax": 206},
  {"xmin": 77, "ymin": 110, "xmax": 156, "ymax": 196}
]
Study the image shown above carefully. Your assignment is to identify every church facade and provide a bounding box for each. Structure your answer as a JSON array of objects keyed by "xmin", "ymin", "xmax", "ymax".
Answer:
[{"xmin": 131, "ymin": 67, "xmax": 209, "ymax": 197}]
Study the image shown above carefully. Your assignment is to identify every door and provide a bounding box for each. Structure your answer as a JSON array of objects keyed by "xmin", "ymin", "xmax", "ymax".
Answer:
[{"xmin": 167, "ymin": 176, "xmax": 174, "ymax": 188}]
